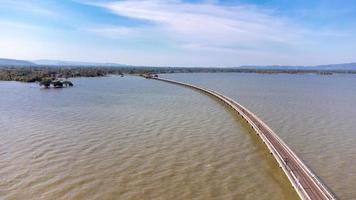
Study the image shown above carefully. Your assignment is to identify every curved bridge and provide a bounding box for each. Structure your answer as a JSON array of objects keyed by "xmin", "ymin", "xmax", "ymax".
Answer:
[{"xmin": 153, "ymin": 77, "xmax": 336, "ymax": 200}]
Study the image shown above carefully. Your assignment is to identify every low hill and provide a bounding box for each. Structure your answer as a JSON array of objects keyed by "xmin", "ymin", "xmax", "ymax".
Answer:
[
  {"xmin": 34, "ymin": 59, "xmax": 127, "ymax": 67},
  {"xmin": 240, "ymin": 63, "xmax": 356, "ymax": 71},
  {"xmin": 0, "ymin": 58, "xmax": 36, "ymax": 66}
]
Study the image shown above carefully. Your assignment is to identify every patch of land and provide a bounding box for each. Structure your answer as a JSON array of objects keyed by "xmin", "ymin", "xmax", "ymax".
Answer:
[{"xmin": 0, "ymin": 65, "xmax": 355, "ymax": 88}]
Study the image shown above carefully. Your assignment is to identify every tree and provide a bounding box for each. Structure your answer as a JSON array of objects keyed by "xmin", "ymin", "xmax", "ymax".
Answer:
[
  {"xmin": 51, "ymin": 80, "xmax": 63, "ymax": 88},
  {"xmin": 39, "ymin": 79, "xmax": 52, "ymax": 88},
  {"xmin": 62, "ymin": 80, "xmax": 73, "ymax": 87}
]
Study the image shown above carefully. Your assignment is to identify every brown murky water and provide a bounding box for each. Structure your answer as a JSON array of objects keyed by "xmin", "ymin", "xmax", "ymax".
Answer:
[
  {"xmin": 2, "ymin": 73, "xmax": 354, "ymax": 199},
  {"xmin": 161, "ymin": 73, "xmax": 356, "ymax": 200}
]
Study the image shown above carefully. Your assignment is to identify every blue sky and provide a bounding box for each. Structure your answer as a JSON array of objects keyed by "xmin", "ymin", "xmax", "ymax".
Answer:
[{"xmin": 1, "ymin": 0, "xmax": 356, "ymax": 67}]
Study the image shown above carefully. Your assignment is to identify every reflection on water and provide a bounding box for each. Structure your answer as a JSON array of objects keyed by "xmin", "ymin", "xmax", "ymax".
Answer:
[
  {"xmin": 0, "ymin": 76, "xmax": 298, "ymax": 200},
  {"xmin": 162, "ymin": 73, "xmax": 356, "ymax": 200}
]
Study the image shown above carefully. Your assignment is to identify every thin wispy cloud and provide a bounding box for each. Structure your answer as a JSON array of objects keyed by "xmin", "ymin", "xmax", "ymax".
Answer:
[
  {"xmin": 0, "ymin": 20, "xmax": 44, "ymax": 31},
  {"xmin": 87, "ymin": 26, "xmax": 140, "ymax": 39},
  {"xmin": 0, "ymin": 0, "xmax": 57, "ymax": 16},
  {"xmin": 92, "ymin": 0, "xmax": 304, "ymax": 50}
]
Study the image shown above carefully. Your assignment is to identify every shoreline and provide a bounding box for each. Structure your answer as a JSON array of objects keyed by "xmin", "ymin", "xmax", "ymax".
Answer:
[{"xmin": 1, "ymin": 66, "xmax": 355, "ymax": 83}]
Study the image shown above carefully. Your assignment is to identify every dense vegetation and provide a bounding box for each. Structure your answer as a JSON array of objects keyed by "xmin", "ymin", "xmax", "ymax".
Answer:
[
  {"xmin": 0, "ymin": 66, "xmax": 355, "ymax": 84},
  {"xmin": 0, "ymin": 67, "xmax": 120, "ymax": 82},
  {"xmin": 39, "ymin": 79, "xmax": 73, "ymax": 88}
]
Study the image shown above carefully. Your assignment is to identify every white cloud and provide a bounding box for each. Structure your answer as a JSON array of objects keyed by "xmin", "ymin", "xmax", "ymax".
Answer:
[
  {"xmin": 0, "ymin": 20, "xmax": 45, "ymax": 31},
  {"xmin": 0, "ymin": 0, "xmax": 57, "ymax": 16},
  {"xmin": 86, "ymin": 26, "xmax": 140, "ymax": 39},
  {"xmin": 81, "ymin": 0, "xmax": 356, "ymax": 66},
  {"xmin": 92, "ymin": 0, "xmax": 304, "ymax": 50}
]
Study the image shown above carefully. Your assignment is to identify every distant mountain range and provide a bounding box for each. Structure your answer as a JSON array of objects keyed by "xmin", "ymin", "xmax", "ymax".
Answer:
[
  {"xmin": 0, "ymin": 58, "xmax": 127, "ymax": 67},
  {"xmin": 0, "ymin": 58, "xmax": 36, "ymax": 66},
  {"xmin": 33, "ymin": 59, "xmax": 128, "ymax": 67},
  {"xmin": 1, "ymin": 58, "xmax": 356, "ymax": 70},
  {"xmin": 240, "ymin": 63, "xmax": 356, "ymax": 71}
]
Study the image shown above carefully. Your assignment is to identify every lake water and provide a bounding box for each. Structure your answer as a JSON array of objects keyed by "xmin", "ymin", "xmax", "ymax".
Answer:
[
  {"xmin": 161, "ymin": 73, "xmax": 356, "ymax": 200},
  {"xmin": 0, "ymin": 73, "xmax": 355, "ymax": 199}
]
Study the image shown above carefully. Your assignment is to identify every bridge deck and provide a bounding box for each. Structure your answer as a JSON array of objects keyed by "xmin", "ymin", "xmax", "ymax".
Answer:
[{"xmin": 153, "ymin": 77, "xmax": 336, "ymax": 200}]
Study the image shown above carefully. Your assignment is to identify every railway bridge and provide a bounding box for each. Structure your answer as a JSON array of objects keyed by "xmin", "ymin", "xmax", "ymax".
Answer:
[{"xmin": 153, "ymin": 77, "xmax": 336, "ymax": 200}]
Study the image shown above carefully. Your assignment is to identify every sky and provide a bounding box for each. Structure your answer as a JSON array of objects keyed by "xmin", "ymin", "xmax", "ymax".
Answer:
[{"xmin": 0, "ymin": 0, "xmax": 356, "ymax": 67}]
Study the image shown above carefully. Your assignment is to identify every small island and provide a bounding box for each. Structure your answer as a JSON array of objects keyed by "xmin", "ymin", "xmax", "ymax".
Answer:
[{"xmin": 39, "ymin": 79, "xmax": 73, "ymax": 88}]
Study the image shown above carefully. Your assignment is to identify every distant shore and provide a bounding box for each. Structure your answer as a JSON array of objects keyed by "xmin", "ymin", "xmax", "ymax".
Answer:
[{"xmin": 0, "ymin": 66, "xmax": 355, "ymax": 84}]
